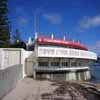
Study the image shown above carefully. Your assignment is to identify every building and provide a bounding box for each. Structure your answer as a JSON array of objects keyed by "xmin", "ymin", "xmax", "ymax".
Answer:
[
  {"xmin": 32, "ymin": 36, "xmax": 97, "ymax": 81},
  {"xmin": 0, "ymin": 38, "xmax": 97, "ymax": 97}
]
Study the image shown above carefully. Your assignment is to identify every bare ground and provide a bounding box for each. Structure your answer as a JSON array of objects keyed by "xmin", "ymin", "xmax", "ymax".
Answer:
[{"xmin": 2, "ymin": 78, "xmax": 100, "ymax": 100}]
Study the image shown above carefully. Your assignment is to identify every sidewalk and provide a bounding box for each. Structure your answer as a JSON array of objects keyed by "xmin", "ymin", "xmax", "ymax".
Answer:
[{"xmin": 2, "ymin": 78, "xmax": 56, "ymax": 100}]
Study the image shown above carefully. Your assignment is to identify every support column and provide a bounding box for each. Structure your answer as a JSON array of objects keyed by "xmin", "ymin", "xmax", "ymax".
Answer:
[
  {"xmin": 68, "ymin": 59, "xmax": 71, "ymax": 68},
  {"xmin": 78, "ymin": 72, "xmax": 81, "ymax": 80},
  {"xmin": 76, "ymin": 59, "xmax": 79, "ymax": 67},
  {"xmin": 33, "ymin": 56, "xmax": 38, "ymax": 79},
  {"xmin": 33, "ymin": 70, "xmax": 36, "ymax": 79},
  {"xmin": 68, "ymin": 71, "xmax": 76, "ymax": 80},
  {"xmin": 48, "ymin": 58, "xmax": 51, "ymax": 68},
  {"xmin": 59, "ymin": 58, "xmax": 62, "ymax": 68},
  {"xmin": 86, "ymin": 70, "xmax": 91, "ymax": 80},
  {"xmin": 84, "ymin": 71, "xmax": 87, "ymax": 80},
  {"xmin": 66, "ymin": 72, "xmax": 69, "ymax": 81}
]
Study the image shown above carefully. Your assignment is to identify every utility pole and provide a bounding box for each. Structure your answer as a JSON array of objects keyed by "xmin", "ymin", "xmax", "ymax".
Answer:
[
  {"xmin": 33, "ymin": 11, "xmax": 39, "ymax": 79},
  {"xmin": 34, "ymin": 11, "xmax": 38, "ymax": 40}
]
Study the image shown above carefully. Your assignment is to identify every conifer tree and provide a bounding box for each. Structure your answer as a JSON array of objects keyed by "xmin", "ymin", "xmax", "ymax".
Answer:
[{"xmin": 0, "ymin": 0, "xmax": 10, "ymax": 47}]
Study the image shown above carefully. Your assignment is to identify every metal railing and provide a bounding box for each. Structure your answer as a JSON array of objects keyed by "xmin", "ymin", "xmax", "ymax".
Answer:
[{"xmin": 34, "ymin": 66, "xmax": 89, "ymax": 71}]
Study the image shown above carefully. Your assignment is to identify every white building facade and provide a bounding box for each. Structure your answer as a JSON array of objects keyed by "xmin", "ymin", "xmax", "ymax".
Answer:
[{"xmin": 33, "ymin": 37, "xmax": 97, "ymax": 81}]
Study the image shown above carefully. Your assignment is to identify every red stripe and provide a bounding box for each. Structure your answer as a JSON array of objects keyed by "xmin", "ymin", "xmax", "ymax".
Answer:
[{"xmin": 37, "ymin": 37, "xmax": 88, "ymax": 51}]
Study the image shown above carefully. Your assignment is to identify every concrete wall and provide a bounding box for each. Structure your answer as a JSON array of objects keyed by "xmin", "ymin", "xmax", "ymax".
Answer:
[
  {"xmin": 0, "ymin": 48, "xmax": 21, "ymax": 70},
  {"xmin": 0, "ymin": 48, "xmax": 33, "ymax": 76},
  {"xmin": 0, "ymin": 64, "xmax": 23, "ymax": 98},
  {"xmin": 0, "ymin": 48, "xmax": 33, "ymax": 98},
  {"xmin": 25, "ymin": 58, "xmax": 34, "ymax": 76},
  {"xmin": 21, "ymin": 50, "xmax": 33, "ymax": 77}
]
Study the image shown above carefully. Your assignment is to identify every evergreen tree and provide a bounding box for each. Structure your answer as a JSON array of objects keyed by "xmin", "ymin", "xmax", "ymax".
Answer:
[{"xmin": 0, "ymin": 0, "xmax": 10, "ymax": 47}]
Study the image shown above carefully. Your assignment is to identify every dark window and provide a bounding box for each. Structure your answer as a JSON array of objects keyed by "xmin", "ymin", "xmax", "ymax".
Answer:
[
  {"xmin": 38, "ymin": 62, "xmax": 48, "ymax": 66},
  {"xmin": 71, "ymin": 62, "xmax": 77, "ymax": 66},
  {"xmin": 62, "ymin": 62, "xmax": 68, "ymax": 67},
  {"xmin": 51, "ymin": 62, "xmax": 60, "ymax": 66}
]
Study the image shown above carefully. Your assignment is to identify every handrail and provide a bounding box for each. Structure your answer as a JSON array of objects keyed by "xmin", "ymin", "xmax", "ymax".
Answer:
[{"xmin": 34, "ymin": 66, "xmax": 89, "ymax": 71}]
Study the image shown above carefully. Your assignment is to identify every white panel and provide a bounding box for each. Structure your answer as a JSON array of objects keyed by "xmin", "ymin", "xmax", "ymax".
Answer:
[
  {"xmin": 3, "ymin": 50, "xmax": 21, "ymax": 69},
  {"xmin": 38, "ymin": 46, "xmax": 97, "ymax": 60}
]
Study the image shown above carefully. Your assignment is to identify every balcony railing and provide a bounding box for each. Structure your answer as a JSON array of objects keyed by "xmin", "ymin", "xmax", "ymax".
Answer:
[
  {"xmin": 38, "ymin": 46, "xmax": 97, "ymax": 60},
  {"xmin": 34, "ymin": 66, "xmax": 89, "ymax": 71}
]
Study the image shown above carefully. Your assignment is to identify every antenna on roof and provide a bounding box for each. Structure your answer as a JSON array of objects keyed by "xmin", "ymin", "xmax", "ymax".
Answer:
[
  {"xmin": 63, "ymin": 35, "xmax": 66, "ymax": 41},
  {"xmin": 35, "ymin": 32, "xmax": 38, "ymax": 40},
  {"xmin": 72, "ymin": 40, "xmax": 75, "ymax": 42},
  {"xmin": 75, "ymin": 39, "xmax": 80, "ymax": 43},
  {"xmin": 51, "ymin": 33, "xmax": 54, "ymax": 39},
  {"xmin": 34, "ymin": 11, "xmax": 38, "ymax": 40}
]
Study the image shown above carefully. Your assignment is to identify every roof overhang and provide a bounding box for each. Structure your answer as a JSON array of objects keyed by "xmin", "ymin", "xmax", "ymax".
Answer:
[{"xmin": 37, "ymin": 37, "xmax": 88, "ymax": 51}]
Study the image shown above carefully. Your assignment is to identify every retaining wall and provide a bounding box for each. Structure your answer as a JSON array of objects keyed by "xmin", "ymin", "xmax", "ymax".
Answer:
[
  {"xmin": 0, "ymin": 64, "xmax": 23, "ymax": 98},
  {"xmin": 0, "ymin": 48, "xmax": 33, "ymax": 98}
]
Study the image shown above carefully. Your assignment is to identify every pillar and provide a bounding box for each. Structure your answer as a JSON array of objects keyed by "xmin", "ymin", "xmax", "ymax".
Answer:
[
  {"xmin": 33, "ymin": 60, "xmax": 38, "ymax": 79},
  {"xmin": 78, "ymin": 72, "xmax": 81, "ymax": 80},
  {"xmin": 48, "ymin": 58, "xmax": 51, "ymax": 68},
  {"xmin": 86, "ymin": 70, "xmax": 91, "ymax": 80},
  {"xmin": 59, "ymin": 58, "xmax": 62, "ymax": 68},
  {"xmin": 66, "ymin": 72, "xmax": 69, "ymax": 81},
  {"xmin": 69, "ymin": 71, "xmax": 76, "ymax": 80},
  {"xmin": 33, "ymin": 70, "xmax": 36, "ymax": 79},
  {"xmin": 68, "ymin": 58, "xmax": 71, "ymax": 68}
]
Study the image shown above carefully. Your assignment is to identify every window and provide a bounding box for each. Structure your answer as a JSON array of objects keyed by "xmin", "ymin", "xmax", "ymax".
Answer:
[
  {"xmin": 62, "ymin": 62, "xmax": 68, "ymax": 67},
  {"xmin": 51, "ymin": 62, "xmax": 60, "ymax": 66},
  {"xmin": 78, "ymin": 60, "xmax": 89, "ymax": 66},
  {"xmin": 38, "ymin": 62, "xmax": 48, "ymax": 66},
  {"xmin": 71, "ymin": 62, "xmax": 77, "ymax": 66}
]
